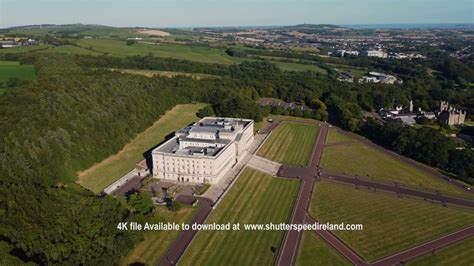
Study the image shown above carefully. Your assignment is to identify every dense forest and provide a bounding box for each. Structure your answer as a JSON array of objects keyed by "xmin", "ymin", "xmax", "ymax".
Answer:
[{"xmin": 0, "ymin": 51, "xmax": 473, "ymax": 263}]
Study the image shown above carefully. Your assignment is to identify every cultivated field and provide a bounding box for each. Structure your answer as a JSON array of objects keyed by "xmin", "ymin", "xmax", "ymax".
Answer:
[
  {"xmin": 258, "ymin": 122, "xmax": 319, "ymax": 166},
  {"xmin": 134, "ymin": 29, "xmax": 171, "ymax": 36},
  {"xmin": 77, "ymin": 103, "xmax": 206, "ymax": 193},
  {"xmin": 181, "ymin": 168, "xmax": 299, "ymax": 266},
  {"xmin": 407, "ymin": 236, "xmax": 474, "ymax": 266},
  {"xmin": 0, "ymin": 61, "xmax": 36, "ymax": 81},
  {"xmin": 310, "ymin": 181, "xmax": 474, "ymax": 262},
  {"xmin": 321, "ymin": 139, "xmax": 467, "ymax": 196},
  {"xmin": 121, "ymin": 206, "xmax": 196, "ymax": 265},
  {"xmin": 296, "ymin": 231, "xmax": 350, "ymax": 266}
]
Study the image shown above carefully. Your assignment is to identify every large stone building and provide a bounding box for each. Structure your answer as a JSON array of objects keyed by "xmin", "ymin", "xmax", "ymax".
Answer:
[
  {"xmin": 151, "ymin": 117, "xmax": 254, "ymax": 184},
  {"xmin": 437, "ymin": 101, "xmax": 466, "ymax": 126}
]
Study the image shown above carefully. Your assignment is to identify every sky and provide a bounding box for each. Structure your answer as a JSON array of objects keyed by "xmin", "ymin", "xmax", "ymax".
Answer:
[{"xmin": 1, "ymin": 0, "xmax": 473, "ymax": 28}]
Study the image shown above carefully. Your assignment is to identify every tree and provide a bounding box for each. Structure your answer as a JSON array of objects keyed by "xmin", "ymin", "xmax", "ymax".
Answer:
[
  {"xmin": 127, "ymin": 192, "xmax": 154, "ymax": 215},
  {"xmin": 196, "ymin": 106, "xmax": 215, "ymax": 118},
  {"xmin": 126, "ymin": 40, "xmax": 136, "ymax": 46},
  {"xmin": 168, "ymin": 200, "xmax": 182, "ymax": 211}
]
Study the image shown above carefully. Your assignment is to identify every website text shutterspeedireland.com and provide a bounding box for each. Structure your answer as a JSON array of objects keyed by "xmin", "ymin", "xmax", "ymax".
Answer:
[{"xmin": 117, "ymin": 221, "xmax": 364, "ymax": 232}]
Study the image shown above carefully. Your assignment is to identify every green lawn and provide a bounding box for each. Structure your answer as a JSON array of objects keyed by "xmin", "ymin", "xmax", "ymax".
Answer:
[
  {"xmin": 407, "ymin": 236, "xmax": 474, "ymax": 266},
  {"xmin": 325, "ymin": 128, "xmax": 353, "ymax": 144},
  {"xmin": 121, "ymin": 206, "xmax": 197, "ymax": 265},
  {"xmin": 181, "ymin": 168, "xmax": 299, "ymax": 266},
  {"xmin": 77, "ymin": 103, "xmax": 206, "ymax": 193},
  {"xmin": 310, "ymin": 181, "xmax": 474, "ymax": 262},
  {"xmin": 258, "ymin": 122, "xmax": 319, "ymax": 166},
  {"xmin": 296, "ymin": 231, "xmax": 350, "ymax": 266},
  {"xmin": 321, "ymin": 141, "xmax": 467, "ymax": 196},
  {"xmin": 0, "ymin": 61, "xmax": 36, "ymax": 81}
]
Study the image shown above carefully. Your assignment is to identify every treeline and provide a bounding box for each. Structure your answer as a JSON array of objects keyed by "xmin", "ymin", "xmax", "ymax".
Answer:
[
  {"xmin": 0, "ymin": 54, "xmax": 219, "ymax": 264},
  {"xmin": 361, "ymin": 119, "xmax": 474, "ymax": 181}
]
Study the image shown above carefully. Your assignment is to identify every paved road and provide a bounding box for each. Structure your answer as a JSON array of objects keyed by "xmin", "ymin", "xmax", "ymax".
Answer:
[
  {"xmin": 371, "ymin": 225, "xmax": 474, "ymax": 265},
  {"xmin": 159, "ymin": 197, "xmax": 213, "ymax": 266},
  {"xmin": 321, "ymin": 172, "xmax": 474, "ymax": 209},
  {"xmin": 275, "ymin": 124, "xmax": 328, "ymax": 266},
  {"xmin": 305, "ymin": 214, "xmax": 367, "ymax": 265}
]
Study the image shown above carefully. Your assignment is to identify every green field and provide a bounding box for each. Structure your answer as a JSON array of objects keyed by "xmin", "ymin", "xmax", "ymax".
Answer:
[
  {"xmin": 0, "ymin": 61, "xmax": 36, "ymax": 81},
  {"xmin": 321, "ymin": 140, "xmax": 467, "ymax": 196},
  {"xmin": 112, "ymin": 68, "xmax": 218, "ymax": 79},
  {"xmin": 258, "ymin": 122, "xmax": 319, "ymax": 166},
  {"xmin": 77, "ymin": 103, "xmax": 206, "ymax": 193},
  {"xmin": 325, "ymin": 128, "xmax": 353, "ymax": 144},
  {"xmin": 37, "ymin": 44, "xmax": 103, "ymax": 55},
  {"xmin": 327, "ymin": 63, "xmax": 368, "ymax": 76},
  {"xmin": 76, "ymin": 39, "xmax": 246, "ymax": 64},
  {"xmin": 296, "ymin": 231, "xmax": 350, "ymax": 266},
  {"xmin": 310, "ymin": 181, "xmax": 474, "ymax": 262},
  {"xmin": 121, "ymin": 206, "xmax": 197, "ymax": 265},
  {"xmin": 407, "ymin": 236, "xmax": 474, "ymax": 266},
  {"xmin": 181, "ymin": 168, "xmax": 299, "ymax": 266}
]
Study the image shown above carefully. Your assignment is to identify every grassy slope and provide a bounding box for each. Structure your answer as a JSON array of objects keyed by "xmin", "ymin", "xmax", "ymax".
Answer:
[
  {"xmin": 407, "ymin": 236, "xmax": 474, "ymax": 266},
  {"xmin": 75, "ymin": 39, "xmax": 244, "ymax": 64},
  {"xmin": 296, "ymin": 231, "xmax": 350, "ymax": 266},
  {"xmin": 325, "ymin": 128, "xmax": 353, "ymax": 144},
  {"xmin": 310, "ymin": 181, "xmax": 474, "ymax": 262},
  {"xmin": 37, "ymin": 45, "xmax": 104, "ymax": 55},
  {"xmin": 181, "ymin": 168, "xmax": 299, "ymax": 266},
  {"xmin": 113, "ymin": 69, "xmax": 218, "ymax": 79},
  {"xmin": 258, "ymin": 122, "xmax": 319, "ymax": 166},
  {"xmin": 77, "ymin": 103, "xmax": 206, "ymax": 193},
  {"xmin": 121, "ymin": 206, "xmax": 197, "ymax": 265},
  {"xmin": 321, "ymin": 141, "xmax": 467, "ymax": 196},
  {"xmin": 0, "ymin": 61, "xmax": 36, "ymax": 81}
]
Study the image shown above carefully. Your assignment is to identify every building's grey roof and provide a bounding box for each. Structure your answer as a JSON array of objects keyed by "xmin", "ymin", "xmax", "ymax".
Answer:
[{"xmin": 398, "ymin": 116, "xmax": 416, "ymax": 125}]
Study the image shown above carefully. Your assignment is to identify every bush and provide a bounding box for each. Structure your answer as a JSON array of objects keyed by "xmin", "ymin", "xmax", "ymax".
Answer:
[
  {"xmin": 196, "ymin": 106, "xmax": 215, "ymax": 118},
  {"xmin": 168, "ymin": 200, "xmax": 182, "ymax": 211},
  {"xmin": 127, "ymin": 192, "xmax": 154, "ymax": 215}
]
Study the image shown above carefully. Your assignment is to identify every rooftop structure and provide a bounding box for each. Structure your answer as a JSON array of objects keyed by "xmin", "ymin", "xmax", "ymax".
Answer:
[
  {"xmin": 152, "ymin": 117, "xmax": 254, "ymax": 184},
  {"xmin": 361, "ymin": 50, "xmax": 388, "ymax": 58},
  {"xmin": 359, "ymin": 71, "xmax": 401, "ymax": 84}
]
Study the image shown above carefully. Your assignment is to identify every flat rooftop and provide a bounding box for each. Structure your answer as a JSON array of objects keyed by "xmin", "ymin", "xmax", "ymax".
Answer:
[{"xmin": 154, "ymin": 117, "xmax": 252, "ymax": 157}]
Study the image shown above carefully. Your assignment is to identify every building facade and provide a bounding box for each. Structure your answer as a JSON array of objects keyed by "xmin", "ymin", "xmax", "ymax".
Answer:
[
  {"xmin": 151, "ymin": 117, "xmax": 254, "ymax": 184},
  {"xmin": 437, "ymin": 101, "xmax": 466, "ymax": 126}
]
